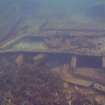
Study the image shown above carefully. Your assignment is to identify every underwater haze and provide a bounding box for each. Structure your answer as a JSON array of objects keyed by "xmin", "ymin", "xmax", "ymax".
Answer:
[
  {"xmin": 0, "ymin": 1, "xmax": 105, "ymax": 105},
  {"xmin": 0, "ymin": 0, "xmax": 105, "ymax": 41}
]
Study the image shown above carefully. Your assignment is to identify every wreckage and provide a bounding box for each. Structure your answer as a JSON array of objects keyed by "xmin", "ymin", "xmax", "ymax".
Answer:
[{"xmin": 0, "ymin": 29, "xmax": 105, "ymax": 104}]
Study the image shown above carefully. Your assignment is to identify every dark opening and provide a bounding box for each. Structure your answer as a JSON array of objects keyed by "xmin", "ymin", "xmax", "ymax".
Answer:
[{"xmin": 77, "ymin": 55, "xmax": 102, "ymax": 68}]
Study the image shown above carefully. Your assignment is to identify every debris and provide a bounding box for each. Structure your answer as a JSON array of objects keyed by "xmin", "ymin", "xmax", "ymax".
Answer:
[{"xmin": 15, "ymin": 54, "xmax": 24, "ymax": 66}]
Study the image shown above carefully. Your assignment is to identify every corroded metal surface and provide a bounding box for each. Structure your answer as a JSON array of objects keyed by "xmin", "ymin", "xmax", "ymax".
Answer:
[{"xmin": 1, "ymin": 33, "xmax": 105, "ymax": 56}]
